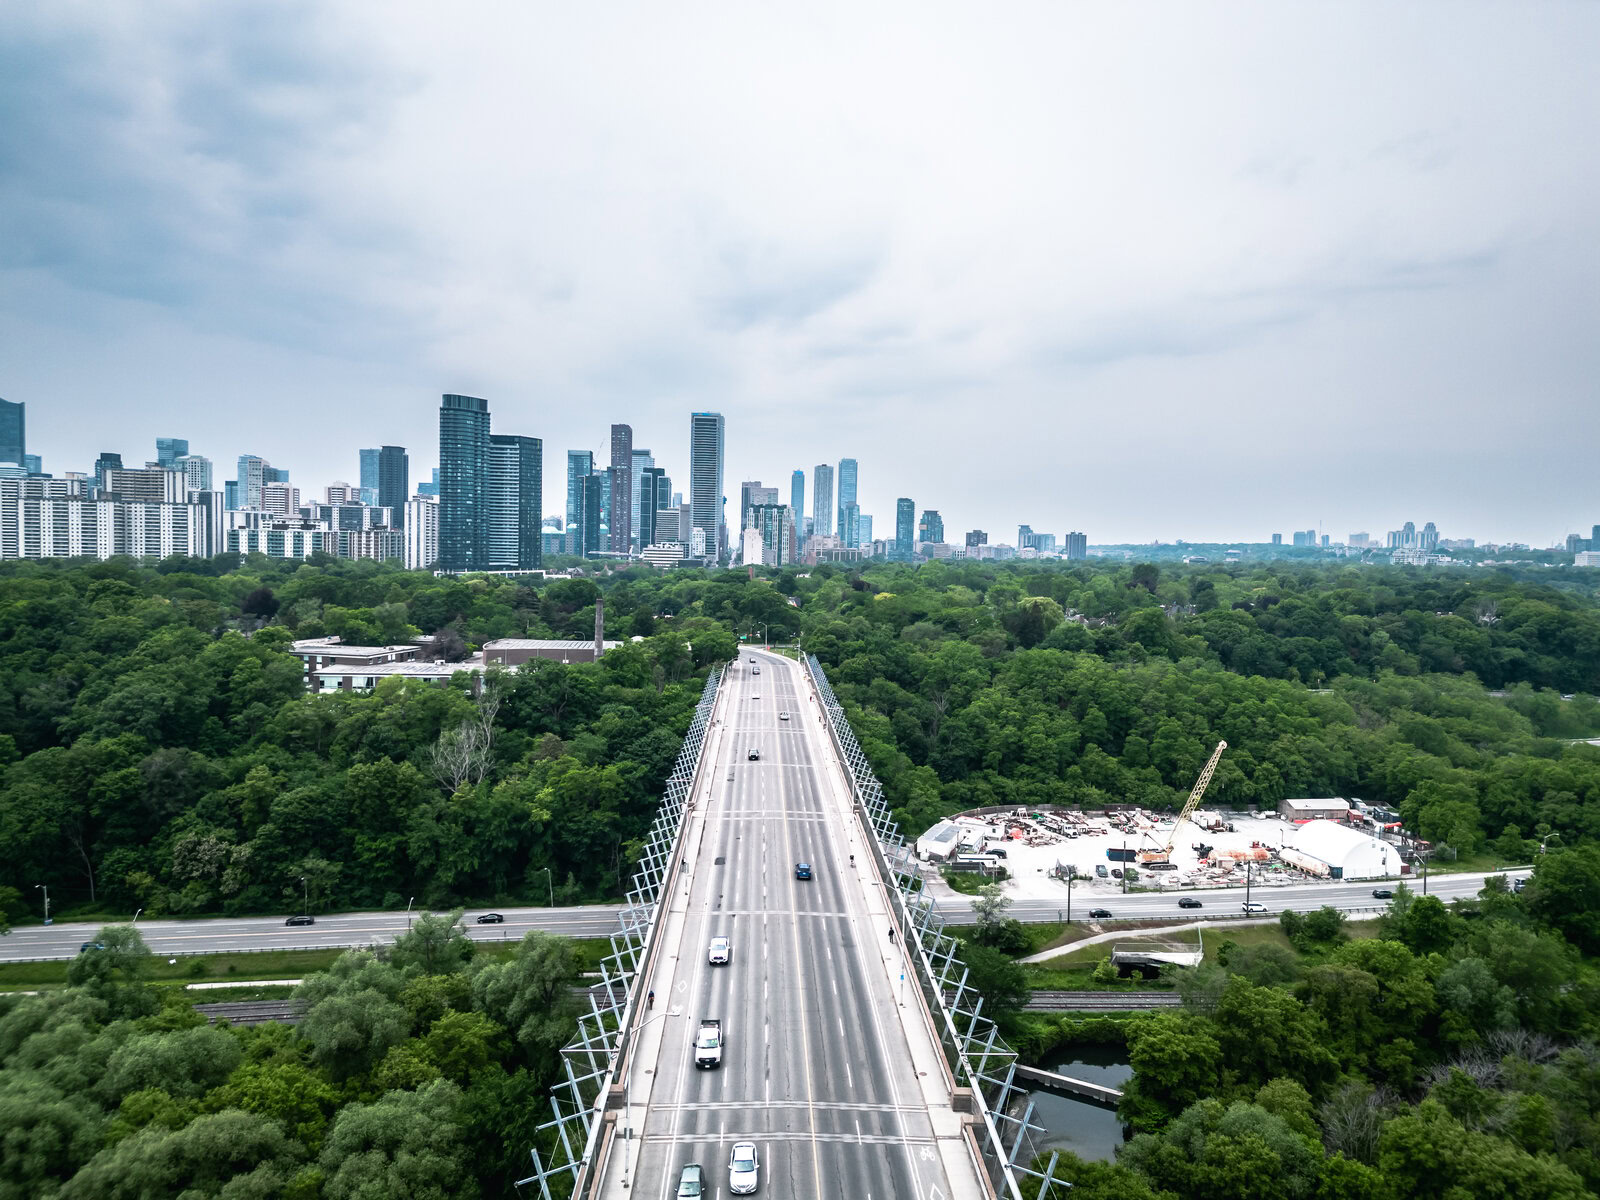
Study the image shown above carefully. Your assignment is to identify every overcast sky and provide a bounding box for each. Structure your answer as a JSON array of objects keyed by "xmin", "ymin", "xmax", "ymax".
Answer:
[{"xmin": 3, "ymin": 2, "xmax": 1596, "ymax": 545}]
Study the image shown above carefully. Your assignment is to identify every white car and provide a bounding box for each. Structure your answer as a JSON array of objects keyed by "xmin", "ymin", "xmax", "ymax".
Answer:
[
  {"xmin": 1242, "ymin": 900, "xmax": 1268, "ymax": 914},
  {"xmin": 708, "ymin": 936, "xmax": 732, "ymax": 965},
  {"xmin": 728, "ymin": 1142, "xmax": 760, "ymax": 1194},
  {"xmin": 779, "ymin": 712, "xmax": 790, "ymax": 721}
]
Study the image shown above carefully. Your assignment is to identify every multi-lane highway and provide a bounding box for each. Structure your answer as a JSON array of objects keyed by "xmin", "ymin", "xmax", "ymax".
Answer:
[
  {"xmin": 0, "ymin": 904, "xmax": 622, "ymax": 963},
  {"xmin": 596, "ymin": 650, "xmax": 984, "ymax": 1199},
  {"xmin": 3, "ymin": 867, "xmax": 1524, "ymax": 965}
]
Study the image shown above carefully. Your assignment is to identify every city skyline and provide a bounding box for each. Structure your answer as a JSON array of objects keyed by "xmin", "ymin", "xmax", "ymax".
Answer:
[{"xmin": 2, "ymin": 7, "xmax": 1594, "ymax": 545}]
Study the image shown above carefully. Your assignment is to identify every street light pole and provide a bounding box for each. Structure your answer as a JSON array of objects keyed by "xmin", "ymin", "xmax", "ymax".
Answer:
[
  {"xmin": 131, "ymin": 908, "xmax": 142, "ymax": 925},
  {"xmin": 406, "ymin": 897, "xmax": 414, "ymax": 930},
  {"xmin": 1246, "ymin": 862, "xmax": 1253, "ymax": 908},
  {"xmin": 621, "ymin": 1008, "xmax": 677, "ymax": 1189},
  {"xmin": 542, "ymin": 867, "xmax": 554, "ymax": 907},
  {"xmin": 35, "ymin": 884, "xmax": 50, "ymax": 926},
  {"xmin": 1122, "ymin": 838, "xmax": 1128, "ymax": 894},
  {"xmin": 300, "ymin": 876, "xmax": 308, "ymax": 918}
]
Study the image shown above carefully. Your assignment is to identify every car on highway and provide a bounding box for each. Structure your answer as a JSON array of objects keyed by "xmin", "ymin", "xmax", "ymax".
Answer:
[
  {"xmin": 708, "ymin": 936, "xmax": 732, "ymax": 965},
  {"xmin": 779, "ymin": 711, "xmax": 790, "ymax": 720},
  {"xmin": 1514, "ymin": 878, "xmax": 1528, "ymax": 893},
  {"xmin": 1371, "ymin": 888, "xmax": 1394, "ymax": 899},
  {"xmin": 1087, "ymin": 908, "xmax": 1113, "ymax": 919},
  {"xmin": 79, "ymin": 941, "xmax": 105, "ymax": 953},
  {"xmin": 677, "ymin": 1163, "xmax": 705, "ymax": 1197},
  {"xmin": 1177, "ymin": 897, "xmax": 1203, "ymax": 909},
  {"xmin": 1242, "ymin": 901, "xmax": 1268, "ymax": 914},
  {"xmin": 475, "ymin": 913, "xmax": 505, "ymax": 924},
  {"xmin": 285, "ymin": 915, "xmax": 315, "ymax": 926},
  {"xmin": 752, "ymin": 666, "xmax": 761, "ymax": 675},
  {"xmin": 728, "ymin": 1142, "xmax": 760, "ymax": 1194},
  {"xmin": 795, "ymin": 862, "xmax": 812, "ymax": 880},
  {"xmin": 748, "ymin": 747, "xmax": 761, "ymax": 761}
]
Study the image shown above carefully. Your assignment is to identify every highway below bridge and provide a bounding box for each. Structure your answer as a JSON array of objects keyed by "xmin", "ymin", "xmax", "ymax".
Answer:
[{"xmin": 2, "ymin": 868, "xmax": 1526, "ymax": 965}]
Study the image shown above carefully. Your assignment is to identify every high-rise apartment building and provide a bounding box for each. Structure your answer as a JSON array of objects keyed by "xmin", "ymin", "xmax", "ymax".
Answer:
[
  {"xmin": 609, "ymin": 424, "xmax": 633, "ymax": 553},
  {"xmin": 358, "ymin": 448, "xmax": 381, "ymax": 505},
  {"xmin": 918, "ymin": 510, "xmax": 944, "ymax": 544},
  {"xmin": 439, "ymin": 394, "xmax": 491, "ymax": 572},
  {"xmin": 895, "ymin": 498, "xmax": 915, "ymax": 561},
  {"xmin": 374, "ymin": 446, "xmax": 409, "ymax": 526},
  {"xmin": 104, "ymin": 467, "xmax": 186, "ymax": 504},
  {"xmin": 1271, "ymin": 533, "xmax": 1283, "ymax": 545},
  {"xmin": 859, "ymin": 514, "xmax": 872, "ymax": 547},
  {"xmin": 751, "ymin": 503, "xmax": 796, "ymax": 566},
  {"xmin": 840, "ymin": 501, "xmax": 861, "ymax": 549},
  {"xmin": 235, "ymin": 455, "xmax": 269, "ymax": 509},
  {"xmin": 631, "ymin": 448, "xmax": 654, "ymax": 546},
  {"xmin": 95, "ymin": 452, "xmax": 125, "ymax": 493},
  {"xmin": 790, "ymin": 470, "xmax": 804, "ymax": 531},
  {"xmin": 813, "ymin": 463, "xmax": 834, "ymax": 539},
  {"xmin": 638, "ymin": 466, "xmax": 668, "ymax": 546},
  {"xmin": 1065, "ymin": 531, "xmax": 1087, "ymax": 560},
  {"xmin": 836, "ymin": 458, "xmax": 858, "ymax": 545},
  {"xmin": 1, "ymin": 477, "xmax": 212, "ymax": 560},
  {"xmin": 689, "ymin": 412, "xmax": 725, "ymax": 562},
  {"xmin": 486, "ymin": 435, "xmax": 542, "ymax": 569},
  {"xmin": 0, "ymin": 399, "xmax": 23, "ymax": 467},
  {"xmin": 566, "ymin": 451, "xmax": 593, "ymax": 553},
  {"xmin": 578, "ymin": 474, "xmax": 603, "ymax": 556},
  {"xmin": 155, "ymin": 438, "xmax": 188, "ymax": 468},
  {"xmin": 965, "ymin": 530, "xmax": 988, "ymax": 547},
  {"xmin": 175, "ymin": 455, "xmax": 212, "ymax": 493}
]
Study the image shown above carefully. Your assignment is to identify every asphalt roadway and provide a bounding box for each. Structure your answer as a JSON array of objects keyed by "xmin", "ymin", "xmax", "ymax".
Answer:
[
  {"xmin": 3, "ymin": 864, "xmax": 1527, "ymax": 966},
  {"xmin": 595, "ymin": 650, "xmax": 982, "ymax": 1200}
]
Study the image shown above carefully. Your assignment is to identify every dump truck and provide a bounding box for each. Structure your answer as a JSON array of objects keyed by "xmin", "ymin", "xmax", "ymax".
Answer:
[{"xmin": 694, "ymin": 1019, "xmax": 723, "ymax": 1069}]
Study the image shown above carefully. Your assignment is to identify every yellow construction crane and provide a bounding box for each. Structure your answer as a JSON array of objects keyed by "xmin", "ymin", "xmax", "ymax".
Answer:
[{"xmin": 1138, "ymin": 739, "xmax": 1228, "ymax": 865}]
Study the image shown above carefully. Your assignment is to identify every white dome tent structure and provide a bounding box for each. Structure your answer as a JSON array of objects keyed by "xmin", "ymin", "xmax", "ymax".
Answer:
[{"xmin": 1281, "ymin": 819, "xmax": 1398, "ymax": 880}]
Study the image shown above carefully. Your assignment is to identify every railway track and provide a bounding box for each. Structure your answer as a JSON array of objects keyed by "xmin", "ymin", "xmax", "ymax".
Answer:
[
  {"xmin": 1024, "ymin": 990, "xmax": 1180, "ymax": 1010},
  {"xmin": 194, "ymin": 1000, "xmax": 302, "ymax": 1026}
]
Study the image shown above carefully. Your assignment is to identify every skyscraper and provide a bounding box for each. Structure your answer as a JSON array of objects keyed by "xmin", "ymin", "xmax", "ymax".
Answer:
[
  {"xmin": 488, "ymin": 434, "xmax": 542, "ymax": 569},
  {"xmin": 235, "ymin": 455, "xmax": 268, "ymax": 508},
  {"xmin": 1065, "ymin": 531, "xmax": 1088, "ymax": 560},
  {"xmin": 609, "ymin": 424, "xmax": 633, "ymax": 553},
  {"xmin": 965, "ymin": 530, "xmax": 987, "ymax": 547},
  {"xmin": 689, "ymin": 412, "xmax": 725, "ymax": 562},
  {"xmin": 155, "ymin": 438, "xmax": 188, "ymax": 468},
  {"xmin": 374, "ymin": 446, "xmax": 409, "ymax": 526},
  {"xmin": 358, "ymin": 448, "xmax": 381, "ymax": 505},
  {"xmin": 840, "ymin": 501, "xmax": 860, "ymax": 548},
  {"xmin": 638, "ymin": 466, "xmax": 667, "ymax": 546},
  {"xmin": 895, "ymin": 499, "xmax": 914, "ymax": 561},
  {"xmin": 439, "ymin": 394, "xmax": 491, "ymax": 572},
  {"xmin": 631, "ymin": 447, "xmax": 654, "ymax": 546},
  {"xmin": 579, "ymin": 473, "xmax": 603, "ymax": 556},
  {"xmin": 813, "ymin": 463, "xmax": 835, "ymax": 539},
  {"xmin": 790, "ymin": 469, "xmax": 804, "ymax": 531},
  {"xmin": 566, "ymin": 451, "xmax": 593, "ymax": 554},
  {"xmin": 95, "ymin": 452, "xmax": 125, "ymax": 493},
  {"xmin": 836, "ymin": 458, "xmax": 858, "ymax": 546},
  {"xmin": 0, "ymin": 399, "xmax": 23, "ymax": 468},
  {"xmin": 918, "ymin": 510, "xmax": 944, "ymax": 544},
  {"xmin": 859, "ymin": 514, "xmax": 872, "ymax": 546},
  {"xmin": 751, "ymin": 503, "xmax": 796, "ymax": 566},
  {"xmin": 176, "ymin": 455, "xmax": 212, "ymax": 493}
]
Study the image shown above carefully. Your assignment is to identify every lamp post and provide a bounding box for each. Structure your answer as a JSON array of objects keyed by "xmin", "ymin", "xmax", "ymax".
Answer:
[
  {"xmin": 35, "ymin": 884, "xmax": 50, "ymax": 926},
  {"xmin": 299, "ymin": 876, "xmax": 308, "ymax": 918},
  {"xmin": 1122, "ymin": 837, "xmax": 1128, "ymax": 894},
  {"xmin": 406, "ymin": 897, "xmax": 415, "ymax": 930},
  {"xmin": 1245, "ymin": 862, "xmax": 1253, "ymax": 909},
  {"xmin": 539, "ymin": 867, "xmax": 555, "ymax": 907},
  {"xmin": 621, "ymin": 1008, "xmax": 677, "ymax": 1189},
  {"xmin": 1066, "ymin": 870, "xmax": 1073, "ymax": 923},
  {"xmin": 131, "ymin": 908, "xmax": 142, "ymax": 925}
]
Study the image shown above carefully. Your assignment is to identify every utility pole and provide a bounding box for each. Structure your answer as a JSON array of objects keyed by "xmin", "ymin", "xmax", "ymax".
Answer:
[
  {"xmin": 1122, "ymin": 837, "xmax": 1128, "ymax": 894},
  {"xmin": 35, "ymin": 884, "xmax": 50, "ymax": 926},
  {"xmin": 300, "ymin": 876, "xmax": 308, "ymax": 917},
  {"xmin": 1245, "ymin": 862, "xmax": 1253, "ymax": 909}
]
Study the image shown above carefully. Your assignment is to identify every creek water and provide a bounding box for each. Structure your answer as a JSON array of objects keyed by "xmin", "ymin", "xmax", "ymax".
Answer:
[{"xmin": 1019, "ymin": 1045, "xmax": 1133, "ymax": 1163}]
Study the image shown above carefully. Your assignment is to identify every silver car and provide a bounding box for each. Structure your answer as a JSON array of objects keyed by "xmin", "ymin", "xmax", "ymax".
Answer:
[
  {"xmin": 677, "ymin": 1163, "xmax": 704, "ymax": 1198},
  {"xmin": 708, "ymin": 936, "xmax": 732, "ymax": 965},
  {"xmin": 728, "ymin": 1142, "xmax": 760, "ymax": 1194}
]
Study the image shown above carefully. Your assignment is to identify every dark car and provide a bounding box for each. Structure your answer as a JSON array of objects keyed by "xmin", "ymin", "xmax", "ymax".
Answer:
[
  {"xmin": 1087, "ymin": 908, "xmax": 1113, "ymax": 919},
  {"xmin": 748, "ymin": 748, "xmax": 761, "ymax": 761},
  {"xmin": 795, "ymin": 862, "xmax": 812, "ymax": 880},
  {"xmin": 988, "ymin": 847, "xmax": 1008, "ymax": 859},
  {"xmin": 79, "ymin": 942, "xmax": 106, "ymax": 953},
  {"xmin": 1372, "ymin": 888, "xmax": 1394, "ymax": 899},
  {"xmin": 475, "ymin": 913, "xmax": 505, "ymax": 924},
  {"xmin": 1178, "ymin": 897, "xmax": 1203, "ymax": 909},
  {"xmin": 285, "ymin": 914, "xmax": 315, "ymax": 926}
]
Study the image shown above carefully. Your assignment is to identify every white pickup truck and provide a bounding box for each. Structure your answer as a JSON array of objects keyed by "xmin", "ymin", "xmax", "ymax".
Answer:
[{"xmin": 694, "ymin": 1019, "xmax": 723, "ymax": 1069}]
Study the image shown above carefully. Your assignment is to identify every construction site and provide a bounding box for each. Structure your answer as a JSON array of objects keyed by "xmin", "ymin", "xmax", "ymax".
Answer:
[{"xmin": 915, "ymin": 741, "xmax": 1410, "ymax": 900}]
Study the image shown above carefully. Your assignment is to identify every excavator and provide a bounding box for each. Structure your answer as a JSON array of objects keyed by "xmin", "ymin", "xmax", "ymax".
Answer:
[{"xmin": 1138, "ymin": 740, "xmax": 1227, "ymax": 867}]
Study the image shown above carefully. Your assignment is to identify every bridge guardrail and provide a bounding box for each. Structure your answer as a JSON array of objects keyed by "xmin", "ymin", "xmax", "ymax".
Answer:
[
  {"xmin": 805, "ymin": 653, "xmax": 1073, "ymax": 1200},
  {"xmin": 523, "ymin": 664, "xmax": 723, "ymax": 1199}
]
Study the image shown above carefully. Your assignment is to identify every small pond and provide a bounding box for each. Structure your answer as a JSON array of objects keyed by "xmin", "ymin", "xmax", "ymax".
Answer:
[{"xmin": 1018, "ymin": 1045, "xmax": 1133, "ymax": 1163}]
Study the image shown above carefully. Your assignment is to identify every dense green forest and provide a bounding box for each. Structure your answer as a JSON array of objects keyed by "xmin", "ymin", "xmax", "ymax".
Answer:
[
  {"xmin": 1, "ymin": 554, "xmax": 1598, "ymax": 918},
  {"xmin": 0, "ymin": 917, "xmax": 581, "ymax": 1198},
  {"xmin": 1012, "ymin": 862, "xmax": 1600, "ymax": 1199}
]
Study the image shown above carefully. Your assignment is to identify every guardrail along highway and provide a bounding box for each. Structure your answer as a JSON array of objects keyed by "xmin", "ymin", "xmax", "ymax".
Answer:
[{"xmin": 598, "ymin": 650, "xmax": 985, "ymax": 1199}]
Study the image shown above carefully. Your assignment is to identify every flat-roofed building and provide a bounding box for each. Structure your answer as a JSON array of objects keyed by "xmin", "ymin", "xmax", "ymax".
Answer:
[
  {"xmin": 312, "ymin": 658, "xmax": 489, "ymax": 693},
  {"xmin": 1278, "ymin": 797, "xmax": 1351, "ymax": 823},
  {"xmin": 481, "ymin": 638, "xmax": 622, "ymax": 666},
  {"xmin": 289, "ymin": 636, "xmax": 423, "ymax": 687}
]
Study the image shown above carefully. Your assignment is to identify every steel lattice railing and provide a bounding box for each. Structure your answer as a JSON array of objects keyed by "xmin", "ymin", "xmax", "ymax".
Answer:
[{"xmin": 521, "ymin": 665, "xmax": 723, "ymax": 1198}]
